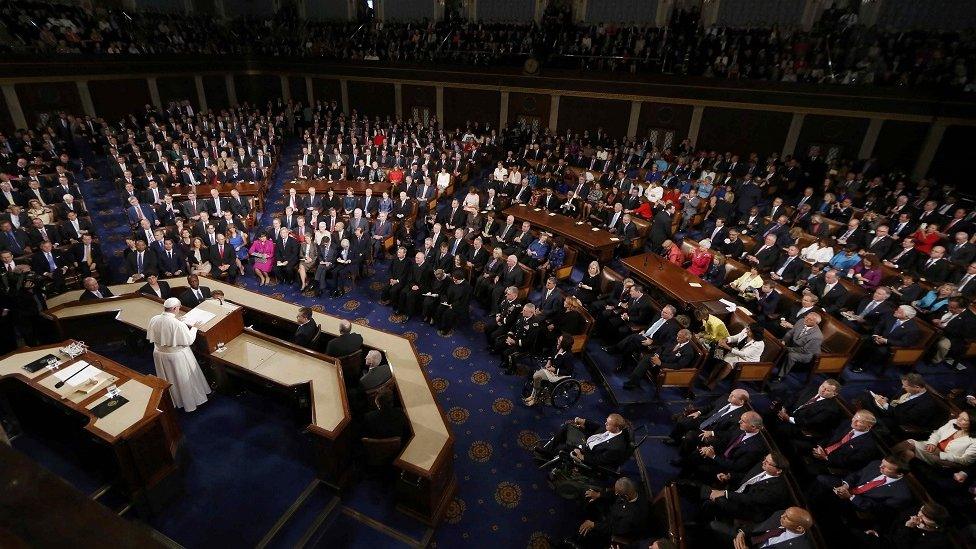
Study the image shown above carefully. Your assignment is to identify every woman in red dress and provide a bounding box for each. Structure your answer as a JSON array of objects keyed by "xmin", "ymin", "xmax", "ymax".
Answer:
[{"xmin": 686, "ymin": 241, "xmax": 714, "ymax": 277}]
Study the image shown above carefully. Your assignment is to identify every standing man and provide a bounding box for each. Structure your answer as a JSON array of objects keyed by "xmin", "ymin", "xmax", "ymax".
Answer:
[{"xmin": 146, "ymin": 298, "xmax": 211, "ymax": 412}]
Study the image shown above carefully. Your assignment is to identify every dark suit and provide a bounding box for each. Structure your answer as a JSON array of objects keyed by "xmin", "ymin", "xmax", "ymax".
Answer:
[
  {"xmin": 273, "ymin": 236, "xmax": 299, "ymax": 283},
  {"xmin": 124, "ymin": 250, "xmax": 158, "ymax": 278},
  {"xmin": 746, "ymin": 510, "xmax": 812, "ymax": 549},
  {"xmin": 819, "ymin": 461, "xmax": 913, "ymax": 514},
  {"xmin": 543, "ymin": 419, "xmax": 630, "ymax": 468},
  {"xmin": 360, "ymin": 363, "xmax": 392, "ymax": 391},
  {"xmin": 649, "ymin": 211, "xmax": 672, "ymax": 250},
  {"xmin": 770, "ymin": 256, "xmax": 803, "ymax": 284},
  {"xmin": 916, "ymin": 257, "xmax": 950, "ymax": 284},
  {"xmin": 629, "ymin": 339, "xmax": 698, "ymax": 385},
  {"xmin": 138, "ymin": 280, "xmax": 172, "ymax": 299},
  {"xmin": 208, "ymin": 243, "xmax": 239, "ymax": 281},
  {"xmin": 178, "ymin": 285, "xmax": 212, "ymax": 308},
  {"xmin": 326, "ymin": 332, "xmax": 363, "ymax": 358},
  {"xmin": 294, "ymin": 320, "xmax": 319, "ymax": 348},
  {"xmin": 805, "ymin": 424, "xmax": 880, "ymax": 475},
  {"xmin": 808, "ymin": 279, "xmax": 849, "ymax": 315},
  {"xmin": 711, "ymin": 465, "xmax": 790, "ymax": 522},
  {"xmin": 770, "ymin": 386, "xmax": 842, "ymax": 440},
  {"xmin": 79, "ymin": 286, "xmax": 114, "ymax": 301}
]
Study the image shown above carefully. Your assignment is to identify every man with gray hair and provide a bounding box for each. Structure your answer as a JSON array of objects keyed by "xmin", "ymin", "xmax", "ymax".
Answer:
[
  {"xmin": 146, "ymin": 297, "xmax": 210, "ymax": 412},
  {"xmin": 851, "ymin": 304, "xmax": 921, "ymax": 373},
  {"xmin": 676, "ymin": 411, "xmax": 766, "ymax": 483},
  {"xmin": 776, "ymin": 312, "xmax": 824, "ymax": 382},
  {"xmin": 360, "ymin": 350, "xmax": 392, "ymax": 391}
]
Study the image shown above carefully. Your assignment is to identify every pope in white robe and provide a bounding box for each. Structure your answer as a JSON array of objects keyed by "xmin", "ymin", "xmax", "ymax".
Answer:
[{"xmin": 147, "ymin": 297, "xmax": 211, "ymax": 412}]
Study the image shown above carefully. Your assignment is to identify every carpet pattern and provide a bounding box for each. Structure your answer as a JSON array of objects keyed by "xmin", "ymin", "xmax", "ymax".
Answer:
[{"xmin": 12, "ymin": 138, "xmax": 973, "ymax": 548}]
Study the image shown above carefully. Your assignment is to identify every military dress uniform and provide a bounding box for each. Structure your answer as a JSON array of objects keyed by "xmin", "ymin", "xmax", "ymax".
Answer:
[
  {"xmin": 486, "ymin": 298, "xmax": 522, "ymax": 348},
  {"xmin": 500, "ymin": 314, "xmax": 542, "ymax": 373}
]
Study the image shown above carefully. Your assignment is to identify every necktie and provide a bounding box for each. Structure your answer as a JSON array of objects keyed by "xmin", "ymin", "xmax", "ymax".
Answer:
[
  {"xmin": 219, "ymin": 245, "xmax": 224, "ymax": 257},
  {"xmin": 824, "ymin": 430, "xmax": 855, "ymax": 454},
  {"xmin": 700, "ymin": 404, "xmax": 731, "ymax": 429},
  {"xmin": 852, "ymin": 476, "xmax": 887, "ymax": 495},
  {"xmin": 136, "ymin": 207, "xmax": 144, "ymax": 220},
  {"xmin": 723, "ymin": 432, "xmax": 745, "ymax": 458},
  {"xmin": 794, "ymin": 394, "xmax": 819, "ymax": 411},
  {"xmin": 46, "ymin": 252, "xmax": 56, "ymax": 271},
  {"xmin": 751, "ymin": 527, "xmax": 786, "ymax": 546},
  {"xmin": 962, "ymin": 274, "xmax": 973, "ymax": 288},
  {"xmin": 137, "ymin": 252, "xmax": 143, "ymax": 273},
  {"xmin": 889, "ymin": 320, "xmax": 902, "ymax": 334},
  {"xmin": 6, "ymin": 232, "xmax": 19, "ymax": 253},
  {"xmin": 644, "ymin": 318, "xmax": 665, "ymax": 338},
  {"xmin": 863, "ymin": 301, "xmax": 878, "ymax": 316},
  {"xmin": 93, "ymin": 291, "xmax": 101, "ymax": 299},
  {"xmin": 194, "ymin": 289, "xmax": 202, "ymax": 300},
  {"xmin": 777, "ymin": 257, "xmax": 792, "ymax": 275},
  {"xmin": 736, "ymin": 472, "xmax": 767, "ymax": 493}
]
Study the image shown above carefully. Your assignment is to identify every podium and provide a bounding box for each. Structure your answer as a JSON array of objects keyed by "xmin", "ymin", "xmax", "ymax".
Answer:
[{"xmin": 187, "ymin": 299, "xmax": 245, "ymax": 353}]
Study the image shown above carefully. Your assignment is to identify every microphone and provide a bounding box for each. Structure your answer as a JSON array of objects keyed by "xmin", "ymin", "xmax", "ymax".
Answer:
[{"xmin": 55, "ymin": 363, "xmax": 90, "ymax": 389}]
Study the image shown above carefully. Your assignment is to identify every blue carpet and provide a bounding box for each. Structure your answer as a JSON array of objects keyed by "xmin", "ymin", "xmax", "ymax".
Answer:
[{"xmin": 10, "ymin": 137, "xmax": 975, "ymax": 548}]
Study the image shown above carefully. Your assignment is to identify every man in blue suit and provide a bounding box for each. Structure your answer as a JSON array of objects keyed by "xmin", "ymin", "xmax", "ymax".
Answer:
[
  {"xmin": 814, "ymin": 457, "xmax": 913, "ymax": 521},
  {"xmin": 126, "ymin": 197, "xmax": 159, "ymax": 227}
]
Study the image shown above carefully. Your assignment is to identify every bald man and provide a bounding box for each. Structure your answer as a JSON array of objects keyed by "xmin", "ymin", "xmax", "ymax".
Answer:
[
  {"xmin": 733, "ymin": 506, "xmax": 813, "ymax": 549},
  {"xmin": 574, "ymin": 477, "xmax": 650, "ymax": 547}
]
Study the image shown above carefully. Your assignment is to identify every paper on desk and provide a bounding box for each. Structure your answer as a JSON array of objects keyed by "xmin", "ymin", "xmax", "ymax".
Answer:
[
  {"xmin": 66, "ymin": 364, "xmax": 101, "ymax": 387},
  {"xmin": 548, "ymin": 212, "xmax": 556, "ymax": 216},
  {"xmin": 591, "ymin": 227, "xmax": 600, "ymax": 232},
  {"xmin": 182, "ymin": 308, "xmax": 217, "ymax": 326},
  {"xmin": 533, "ymin": 208, "xmax": 542, "ymax": 212},
  {"xmin": 53, "ymin": 361, "xmax": 89, "ymax": 382},
  {"xmin": 610, "ymin": 237, "xmax": 621, "ymax": 242},
  {"xmin": 688, "ymin": 282, "xmax": 702, "ymax": 288},
  {"xmin": 719, "ymin": 298, "xmax": 738, "ymax": 313},
  {"xmin": 737, "ymin": 306, "xmax": 753, "ymax": 315}
]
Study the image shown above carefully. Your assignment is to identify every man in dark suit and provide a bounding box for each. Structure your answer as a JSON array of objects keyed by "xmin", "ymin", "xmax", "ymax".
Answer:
[
  {"xmin": 79, "ymin": 277, "xmax": 113, "ymax": 301},
  {"xmin": 744, "ymin": 234, "xmax": 781, "ymax": 272},
  {"xmin": 668, "ymin": 389, "xmax": 751, "ymax": 449},
  {"xmin": 649, "ymin": 203, "xmax": 674, "ymax": 252},
  {"xmin": 767, "ymin": 380, "xmax": 844, "ymax": 441},
  {"xmin": 325, "ymin": 320, "xmax": 363, "ymax": 358},
  {"xmin": 932, "ymin": 296, "xmax": 976, "ymax": 368},
  {"xmin": 535, "ymin": 276, "xmax": 564, "ymax": 319},
  {"xmin": 70, "ymin": 234, "xmax": 105, "ymax": 279},
  {"xmin": 361, "ymin": 391, "xmax": 409, "ymax": 440},
  {"xmin": 677, "ymin": 411, "xmax": 766, "ymax": 483},
  {"xmin": 851, "ymin": 306, "xmax": 921, "ymax": 373},
  {"xmin": 178, "ymin": 274, "xmax": 212, "ymax": 308},
  {"xmin": 947, "ymin": 232, "xmax": 976, "ymax": 266},
  {"xmin": 953, "ymin": 261, "xmax": 976, "ymax": 298},
  {"xmin": 884, "ymin": 237, "xmax": 921, "ymax": 272},
  {"xmin": 624, "ymin": 328, "xmax": 698, "ymax": 390},
  {"xmin": 26, "ymin": 218, "xmax": 62, "ymax": 248},
  {"xmin": 208, "ymin": 233, "xmax": 239, "ymax": 283},
  {"xmin": 814, "ymin": 457, "xmax": 913, "ymax": 520},
  {"xmin": 807, "ymin": 269, "xmax": 848, "ymax": 315},
  {"xmin": 799, "ymin": 410, "xmax": 881, "ymax": 476},
  {"xmin": 571, "ymin": 477, "xmax": 649, "ymax": 548},
  {"xmin": 769, "ymin": 246, "xmax": 804, "ymax": 285},
  {"xmin": 916, "ymin": 247, "xmax": 950, "ymax": 284},
  {"xmin": 704, "ymin": 452, "xmax": 791, "ymax": 523},
  {"xmin": 360, "ymin": 350, "xmax": 392, "ymax": 391},
  {"xmin": 156, "ymin": 239, "xmax": 187, "ymax": 278},
  {"xmin": 328, "ymin": 238, "xmax": 360, "ymax": 297},
  {"xmin": 858, "ymin": 373, "xmax": 945, "ymax": 436},
  {"xmin": 293, "ymin": 306, "xmax": 319, "ymax": 348},
  {"xmin": 842, "ymin": 287, "xmax": 894, "ymax": 334},
  {"xmin": 735, "ymin": 507, "xmax": 814, "ymax": 549},
  {"xmin": 601, "ymin": 284, "xmax": 654, "ymax": 340},
  {"xmin": 58, "ymin": 212, "xmax": 93, "ymax": 243},
  {"xmin": 490, "ymin": 255, "xmax": 524, "ymax": 315},
  {"xmin": 537, "ymin": 414, "xmax": 630, "ymax": 469},
  {"xmin": 272, "ymin": 227, "xmax": 299, "ymax": 285},
  {"xmin": 123, "ymin": 239, "xmax": 157, "ymax": 282},
  {"xmin": 863, "ymin": 225, "xmax": 894, "ymax": 259}
]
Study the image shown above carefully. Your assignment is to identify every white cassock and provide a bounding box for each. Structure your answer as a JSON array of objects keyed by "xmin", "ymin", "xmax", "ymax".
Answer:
[{"xmin": 147, "ymin": 312, "xmax": 211, "ymax": 412}]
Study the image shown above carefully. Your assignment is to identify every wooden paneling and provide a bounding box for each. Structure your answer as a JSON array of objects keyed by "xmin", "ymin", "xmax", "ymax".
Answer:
[
  {"xmin": 402, "ymin": 84, "xmax": 436, "ymax": 121},
  {"xmin": 347, "ymin": 81, "xmax": 395, "ymax": 117},
  {"xmin": 507, "ymin": 92, "xmax": 550, "ymax": 131},
  {"xmin": 15, "ymin": 82, "xmax": 83, "ymax": 127},
  {"xmin": 873, "ymin": 120, "xmax": 928, "ymax": 172},
  {"xmin": 0, "ymin": 91, "xmax": 14, "ymax": 133},
  {"xmin": 313, "ymin": 78, "xmax": 342, "ymax": 104},
  {"xmin": 233, "ymin": 74, "xmax": 281, "ymax": 107},
  {"xmin": 288, "ymin": 76, "xmax": 308, "ymax": 105},
  {"xmin": 636, "ymin": 102, "xmax": 693, "ymax": 147},
  {"xmin": 928, "ymin": 125, "xmax": 974, "ymax": 184},
  {"xmin": 796, "ymin": 114, "xmax": 869, "ymax": 160},
  {"xmin": 88, "ymin": 78, "xmax": 151, "ymax": 123},
  {"xmin": 156, "ymin": 76, "xmax": 197, "ymax": 108},
  {"xmin": 557, "ymin": 96, "xmax": 629, "ymax": 137},
  {"xmin": 202, "ymin": 75, "xmax": 229, "ymax": 111},
  {"xmin": 698, "ymin": 107, "xmax": 792, "ymax": 156},
  {"xmin": 443, "ymin": 88, "xmax": 500, "ymax": 130}
]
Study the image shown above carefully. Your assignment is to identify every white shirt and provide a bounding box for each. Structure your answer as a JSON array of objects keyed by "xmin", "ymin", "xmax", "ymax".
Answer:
[{"xmin": 585, "ymin": 429, "xmax": 622, "ymax": 450}]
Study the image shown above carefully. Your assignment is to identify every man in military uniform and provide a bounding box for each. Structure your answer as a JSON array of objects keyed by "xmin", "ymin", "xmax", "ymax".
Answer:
[
  {"xmin": 486, "ymin": 286, "xmax": 522, "ymax": 349},
  {"xmin": 499, "ymin": 303, "xmax": 542, "ymax": 374}
]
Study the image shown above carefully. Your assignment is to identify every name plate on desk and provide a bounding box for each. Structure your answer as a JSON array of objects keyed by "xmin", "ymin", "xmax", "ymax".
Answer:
[{"xmin": 90, "ymin": 395, "xmax": 129, "ymax": 418}]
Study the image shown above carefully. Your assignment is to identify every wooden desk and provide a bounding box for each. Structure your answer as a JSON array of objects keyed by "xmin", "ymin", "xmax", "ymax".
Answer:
[
  {"xmin": 621, "ymin": 253, "xmax": 728, "ymax": 307},
  {"xmin": 43, "ymin": 278, "xmax": 455, "ymax": 525},
  {"xmin": 283, "ymin": 179, "xmax": 393, "ymax": 196},
  {"xmin": 505, "ymin": 204, "xmax": 618, "ymax": 262},
  {"xmin": 191, "ymin": 299, "xmax": 245, "ymax": 354},
  {"xmin": 0, "ymin": 343, "xmax": 182, "ymax": 509}
]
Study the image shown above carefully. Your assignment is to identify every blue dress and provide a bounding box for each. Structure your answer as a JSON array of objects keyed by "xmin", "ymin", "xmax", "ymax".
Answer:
[{"xmin": 229, "ymin": 233, "xmax": 248, "ymax": 260}]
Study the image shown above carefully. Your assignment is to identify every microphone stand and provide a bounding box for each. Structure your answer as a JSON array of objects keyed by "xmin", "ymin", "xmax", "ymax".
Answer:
[{"xmin": 54, "ymin": 363, "xmax": 90, "ymax": 389}]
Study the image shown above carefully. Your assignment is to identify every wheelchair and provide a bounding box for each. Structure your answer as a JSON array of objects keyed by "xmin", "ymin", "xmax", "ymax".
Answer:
[{"xmin": 521, "ymin": 375, "xmax": 582, "ymax": 409}]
